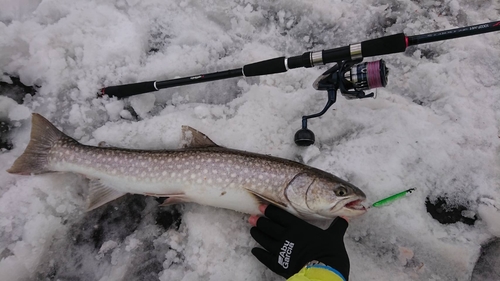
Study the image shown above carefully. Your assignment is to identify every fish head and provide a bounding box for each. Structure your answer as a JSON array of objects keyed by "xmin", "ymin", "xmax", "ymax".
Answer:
[{"xmin": 302, "ymin": 174, "xmax": 367, "ymax": 219}]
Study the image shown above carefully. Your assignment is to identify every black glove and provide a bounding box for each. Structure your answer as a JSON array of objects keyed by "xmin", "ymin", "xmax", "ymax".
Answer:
[{"xmin": 250, "ymin": 205, "xmax": 350, "ymax": 280}]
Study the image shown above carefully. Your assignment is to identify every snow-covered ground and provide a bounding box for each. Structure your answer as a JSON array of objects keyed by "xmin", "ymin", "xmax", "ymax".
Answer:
[{"xmin": 1, "ymin": 0, "xmax": 499, "ymax": 280}]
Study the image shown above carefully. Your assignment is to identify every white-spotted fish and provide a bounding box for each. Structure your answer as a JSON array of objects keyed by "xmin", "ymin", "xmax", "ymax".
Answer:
[{"xmin": 7, "ymin": 114, "xmax": 366, "ymax": 219}]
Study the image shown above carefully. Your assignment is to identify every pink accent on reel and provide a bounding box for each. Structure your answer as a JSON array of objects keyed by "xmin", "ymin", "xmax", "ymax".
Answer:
[{"xmin": 367, "ymin": 61, "xmax": 383, "ymax": 89}]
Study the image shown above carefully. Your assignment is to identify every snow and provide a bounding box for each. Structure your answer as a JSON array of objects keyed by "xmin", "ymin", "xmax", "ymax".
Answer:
[{"xmin": 1, "ymin": 0, "xmax": 500, "ymax": 280}]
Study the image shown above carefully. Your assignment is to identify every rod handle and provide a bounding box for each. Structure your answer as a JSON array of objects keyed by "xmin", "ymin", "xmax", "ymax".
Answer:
[
  {"xmin": 100, "ymin": 81, "xmax": 158, "ymax": 98},
  {"xmin": 242, "ymin": 57, "xmax": 287, "ymax": 76},
  {"xmin": 361, "ymin": 33, "xmax": 407, "ymax": 57}
]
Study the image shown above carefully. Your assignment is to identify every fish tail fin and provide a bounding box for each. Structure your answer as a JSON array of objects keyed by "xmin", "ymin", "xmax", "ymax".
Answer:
[{"xmin": 7, "ymin": 113, "xmax": 67, "ymax": 175}]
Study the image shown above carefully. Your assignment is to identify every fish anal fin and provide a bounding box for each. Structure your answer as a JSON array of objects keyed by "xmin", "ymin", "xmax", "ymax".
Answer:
[
  {"xmin": 87, "ymin": 179, "xmax": 127, "ymax": 211},
  {"xmin": 181, "ymin": 126, "xmax": 219, "ymax": 148},
  {"xmin": 160, "ymin": 193, "xmax": 190, "ymax": 206},
  {"xmin": 245, "ymin": 189, "xmax": 287, "ymax": 209}
]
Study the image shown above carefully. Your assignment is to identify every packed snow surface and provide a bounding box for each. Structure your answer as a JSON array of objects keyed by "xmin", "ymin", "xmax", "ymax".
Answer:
[{"xmin": 1, "ymin": 0, "xmax": 500, "ymax": 280}]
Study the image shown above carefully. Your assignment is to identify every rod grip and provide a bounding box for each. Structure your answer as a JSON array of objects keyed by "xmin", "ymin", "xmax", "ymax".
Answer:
[
  {"xmin": 100, "ymin": 81, "xmax": 157, "ymax": 98},
  {"xmin": 361, "ymin": 33, "xmax": 407, "ymax": 57},
  {"xmin": 242, "ymin": 57, "xmax": 287, "ymax": 76}
]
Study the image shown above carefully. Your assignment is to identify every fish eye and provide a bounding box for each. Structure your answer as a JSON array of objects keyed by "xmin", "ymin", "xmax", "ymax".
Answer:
[{"xmin": 335, "ymin": 187, "xmax": 348, "ymax": 197}]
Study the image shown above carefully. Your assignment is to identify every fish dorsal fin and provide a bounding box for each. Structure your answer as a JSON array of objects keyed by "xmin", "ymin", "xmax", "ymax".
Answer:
[
  {"xmin": 181, "ymin": 125, "xmax": 219, "ymax": 148},
  {"xmin": 87, "ymin": 179, "xmax": 127, "ymax": 211},
  {"xmin": 245, "ymin": 188, "xmax": 288, "ymax": 209}
]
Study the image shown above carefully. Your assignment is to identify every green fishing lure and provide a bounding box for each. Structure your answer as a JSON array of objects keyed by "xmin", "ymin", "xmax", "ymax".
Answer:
[{"xmin": 372, "ymin": 188, "xmax": 416, "ymax": 207}]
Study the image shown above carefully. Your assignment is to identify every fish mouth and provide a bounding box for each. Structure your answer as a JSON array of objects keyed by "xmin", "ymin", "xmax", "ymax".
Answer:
[
  {"xmin": 344, "ymin": 199, "xmax": 366, "ymax": 211},
  {"xmin": 332, "ymin": 198, "xmax": 367, "ymax": 216}
]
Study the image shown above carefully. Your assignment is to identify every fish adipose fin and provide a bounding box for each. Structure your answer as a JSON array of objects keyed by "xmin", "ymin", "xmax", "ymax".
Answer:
[
  {"xmin": 87, "ymin": 179, "xmax": 127, "ymax": 211},
  {"xmin": 159, "ymin": 193, "xmax": 190, "ymax": 206},
  {"xmin": 7, "ymin": 113, "xmax": 67, "ymax": 175},
  {"xmin": 181, "ymin": 126, "xmax": 219, "ymax": 148},
  {"xmin": 246, "ymin": 189, "xmax": 287, "ymax": 209}
]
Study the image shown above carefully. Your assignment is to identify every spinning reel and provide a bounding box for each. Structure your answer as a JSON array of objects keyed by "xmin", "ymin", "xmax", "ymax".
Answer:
[{"xmin": 294, "ymin": 59, "xmax": 389, "ymax": 146}]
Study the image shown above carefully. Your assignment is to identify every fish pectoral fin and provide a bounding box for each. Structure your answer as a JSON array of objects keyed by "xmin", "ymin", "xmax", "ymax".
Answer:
[
  {"xmin": 87, "ymin": 179, "xmax": 127, "ymax": 211},
  {"xmin": 181, "ymin": 126, "xmax": 219, "ymax": 148},
  {"xmin": 245, "ymin": 189, "xmax": 287, "ymax": 209},
  {"xmin": 160, "ymin": 193, "xmax": 190, "ymax": 206}
]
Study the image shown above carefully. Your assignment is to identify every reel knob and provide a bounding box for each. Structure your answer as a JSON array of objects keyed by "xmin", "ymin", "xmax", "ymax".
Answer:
[{"xmin": 294, "ymin": 128, "xmax": 315, "ymax": 146}]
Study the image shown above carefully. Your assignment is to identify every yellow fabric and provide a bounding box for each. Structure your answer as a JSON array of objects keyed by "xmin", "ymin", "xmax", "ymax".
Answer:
[{"xmin": 287, "ymin": 266, "xmax": 344, "ymax": 281}]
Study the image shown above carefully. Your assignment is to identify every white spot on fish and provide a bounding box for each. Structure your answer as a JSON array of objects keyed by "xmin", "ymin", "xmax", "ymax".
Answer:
[
  {"xmin": 162, "ymin": 171, "xmax": 167, "ymax": 176},
  {"xmin": 203, "ymin": 169, "xmax": 208, "ymax": 174},
  {"xmin": 190, "ymin": 174, "xmax": 196, "ymax": 179},
  {"xmin": 171, "ymin": 172, "xmax": 176, "ymax": 177},
  {"xmin": 196, "ymin": 179, "xmax": 202, "ymax": 184},
  {"xmin": 184, "ymin": 169, "xmax": 189, "ymax": 174}
]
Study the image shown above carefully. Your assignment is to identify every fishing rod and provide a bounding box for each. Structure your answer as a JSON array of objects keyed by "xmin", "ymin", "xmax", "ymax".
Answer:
[{"xmin": 100, "ymin": 20, "xmax": 500, "ymax": 145}]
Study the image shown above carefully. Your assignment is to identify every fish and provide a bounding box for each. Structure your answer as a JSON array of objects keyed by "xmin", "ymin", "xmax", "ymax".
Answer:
[{"xmin": 7, "ymin": 113, "xmax": 366, "ymax": 219}]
